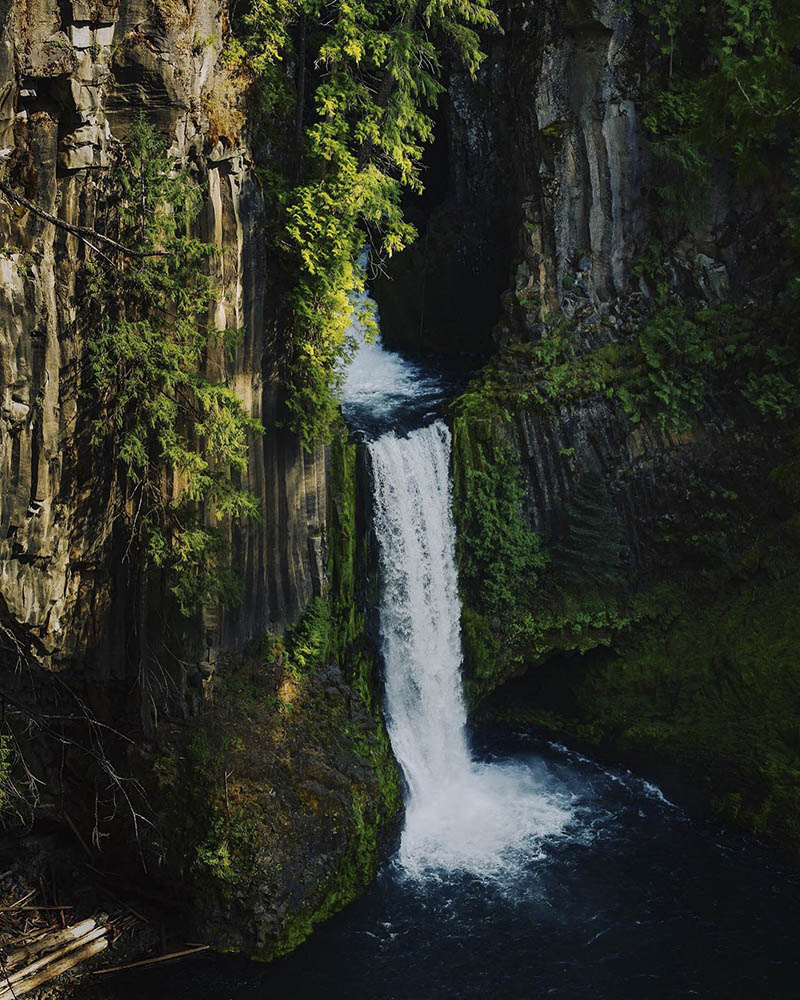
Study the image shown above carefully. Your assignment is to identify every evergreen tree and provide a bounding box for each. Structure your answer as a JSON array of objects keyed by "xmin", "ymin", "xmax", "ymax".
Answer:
[
  {"xmin": 554, "ymin": 471, "xmax": 625, "ymax": 588},
  {"xmin": 238, "ymin": 0, "xmax": 499, "ymax": 446},
  {"xmin": 87, "ymin": 116, "xmax": 263, "ymax": 615}
]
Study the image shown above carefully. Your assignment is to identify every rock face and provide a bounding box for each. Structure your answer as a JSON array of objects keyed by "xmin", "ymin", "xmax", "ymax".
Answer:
[
  {"xmin": 0, "ymin": 0, "xmax": 397, "ymax": 959},
  {"xmin": 500, "ymin": 0, "xmax": 646, "ymax": 326},
  {"xmin": 438, "ymin": 3, "xmax": 799, "ymax": 860},
  {"xmin": 0, "ymin": 0, "xmax": 794, "ymax": 956},
  {"xmin": 373, "ymin": 0, "xmax": 648, "ymax": 354},
  {"xmin": 0, "ymin": 0, "xmax": 325, "ymax": 677}
]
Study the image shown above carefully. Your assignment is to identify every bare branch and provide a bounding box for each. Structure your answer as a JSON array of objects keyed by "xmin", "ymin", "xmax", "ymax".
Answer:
[{"xmin": 0, "ymin": 180, "xmax": 170, "ymax": 261}]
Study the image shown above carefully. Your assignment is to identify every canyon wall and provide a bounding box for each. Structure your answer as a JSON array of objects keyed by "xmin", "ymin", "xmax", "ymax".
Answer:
[
  {"xmin": 0, "ymin": 0, "xmax": 326, "ymax": 683},
  {"xmin": 0, "ymin": 0, "xmax": 796, "ymax": 954},
  {"xmin": 433, "ymin": 1, "xmax": 800, "ymax": 860},
  {"xmin": 0, "ymin": 0, "xmax": 400, "ymax": 956}
]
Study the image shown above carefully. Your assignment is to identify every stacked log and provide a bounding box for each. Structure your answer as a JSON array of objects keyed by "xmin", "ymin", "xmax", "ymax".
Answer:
[{"xmin": 0, "ymin": 917, "xmax": 109, "ymax": 998}]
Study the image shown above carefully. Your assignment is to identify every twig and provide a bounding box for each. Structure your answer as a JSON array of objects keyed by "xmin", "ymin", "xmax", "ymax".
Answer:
[
  {"xmin": 0, "ymin": 907, "xmax": 72, "ymax": 913},
  {"xmin": 63, "ymin": 812, "xmax": 93, "ymax": 861},
  {"xmin": 4, "ymin": 891, "xmax": 35, "ymax": 911},
  {"xmin": 91, "ymin": 944, "xmax": 210, "ymax": 975},
  {"xmin": 734, "ymin": 77, "xmax": 800, "ymax": 119},
  {"xmin": 99, "ymin": 888, "xmax": 150, "ymax": 926}
]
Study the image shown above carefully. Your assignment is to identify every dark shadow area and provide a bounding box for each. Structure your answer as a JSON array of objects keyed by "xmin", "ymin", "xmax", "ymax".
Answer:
[{"xmin": 372, "ymin": 95, "xmax": 514, "ymax": 359}]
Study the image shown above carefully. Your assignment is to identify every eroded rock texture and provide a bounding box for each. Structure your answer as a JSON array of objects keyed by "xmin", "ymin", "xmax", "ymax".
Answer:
[
  {"xmin": 0, "ymin": 0, "xmax": 325, "ymax": 679},
  {"xmin": 0, "ymin": 0, "xmax": 390, "ymax": 960}
]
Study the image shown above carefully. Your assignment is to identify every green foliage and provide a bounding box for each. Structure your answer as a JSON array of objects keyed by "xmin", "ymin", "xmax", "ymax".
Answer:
[
  {"xmin": 635, "ymin": 0, "xmax": 800, "ymax": 270},
  {"xmin": 452, "ymin": 418, "xmax": 546, "ymax": 620},
  {"xmin": 233, "ymin": 0, "xmax": 498, "ymax": 447},
  {"xmin": 453, "ymin": 323, "xmax": 633, "ymax": 423},
  {"xmin": 636, "ymin": 0, "xmax": 800, "ymax": 215},
  {"xmin": 740, "ymin": 347, "xmax": 800, "ymax": 419},
  {"xmin": 498, "ymin": 563, "xmax": 800, "ymax": 861},
  {"xmin": 631, "ymin": 1, "xmax": 800, "ymax": 418},
  {"xmin": 87, "ymin": 116, "xmax": 263, "ymax": 615},
  {"xmin": 618, "ymin": 303, "xmax": 715, "ymax": 432},
  {"xmin": 554, "ymin": 472, "xmax": 625, "ymax": 587},
  {"xmin": 283, "ymin": 596, "xmax": 332, "ymax": 672}
]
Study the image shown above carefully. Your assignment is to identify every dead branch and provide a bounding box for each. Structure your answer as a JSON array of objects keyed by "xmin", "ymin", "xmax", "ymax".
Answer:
[
  {"xmin": 90, "ymin": 944, "xmax": 209, "ymax": 976},
  {"xmin": 0, "ymin": 179, "xmax": 169, "ymax": 261}
]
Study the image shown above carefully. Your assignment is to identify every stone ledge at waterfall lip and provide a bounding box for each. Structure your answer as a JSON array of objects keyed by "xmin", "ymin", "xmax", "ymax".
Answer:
[
  {"xmin": 341, "ymin": 367, "xmax": 463, "ymax": 438},
  {"xmin": 342, "ymin": 395, "xmax": 455, "ymax": 440}
]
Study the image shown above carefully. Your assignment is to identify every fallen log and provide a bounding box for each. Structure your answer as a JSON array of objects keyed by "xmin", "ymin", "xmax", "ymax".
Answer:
[
  {"xmin": 5, "ymin": 917, "xmax": 97, "ymax": 971},
  {"xmin": 0, "ymin": 925, "xmax": 107, "ymax": 993},
  {"xmin": 0, "ymin": 936, "xmax": 108, "ymax": 999}
]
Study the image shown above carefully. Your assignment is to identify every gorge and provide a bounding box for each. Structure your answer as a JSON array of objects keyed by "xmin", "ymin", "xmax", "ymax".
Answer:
[
  {"xmin": 1, "ymin": 0, "xmax": 799, "ymax": 994},
  {"xmin": 79, "ymin": 319, "xmax": 800, "ymax": 999}
]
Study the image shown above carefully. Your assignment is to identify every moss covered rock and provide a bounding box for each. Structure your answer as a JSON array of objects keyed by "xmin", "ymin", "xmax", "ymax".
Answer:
[{"xmin": 147, "ymin": 428, "xmax": 402, "ymax": 959}]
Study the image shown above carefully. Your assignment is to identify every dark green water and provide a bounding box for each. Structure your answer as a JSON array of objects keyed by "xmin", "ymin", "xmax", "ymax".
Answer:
[{"xmin": 84, "ymin": 733, "xmax": 800, "ymax": 1000}]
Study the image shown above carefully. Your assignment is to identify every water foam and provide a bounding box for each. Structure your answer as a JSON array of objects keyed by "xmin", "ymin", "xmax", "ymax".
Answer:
[{"xmin": 340, "ymin": 288, "xmax": 445, "ymax": 437}]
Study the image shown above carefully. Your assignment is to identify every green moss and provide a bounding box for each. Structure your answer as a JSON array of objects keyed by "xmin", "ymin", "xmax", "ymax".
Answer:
[
  {"xmin": 148, "ymin": 420, "xmax": 400, "ymax": 959},
  {"xmin": 485, "ymin": 530, "xmax": 800, "ymax": 861},
  {"xmin": 327, "ymin": 426, "xmax": 402, "ymax": 822},
  {"xmin": 452, "ymin": 354, "xmax": 800, "ymax": 859},
  {"xmin": 451, "ymin": 415, "xmax": 546, "ymax": 619}
]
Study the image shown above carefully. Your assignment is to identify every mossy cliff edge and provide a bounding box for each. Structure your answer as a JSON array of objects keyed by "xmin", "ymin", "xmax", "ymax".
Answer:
[
  {"xmin": 450, "ymin": 360, "xmax": 800, "ymax": 862},
  {"xmin": 404, "ymin": 0, "xmax": 800, "ymax": 865},
  {"xmin": 146, "ymin": 431, "xmax": 401, "ymax": 959}
]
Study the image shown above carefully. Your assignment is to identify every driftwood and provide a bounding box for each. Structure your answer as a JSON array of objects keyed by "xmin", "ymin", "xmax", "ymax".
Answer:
[
  {"xmin": 0, "ymin": 936, "xmax": 108, "ymax": 999},
  {"xmin": 5, "ymin": 917, "xmax": 97, "ymax": 968},
  {"xmin": 0, "ymin": 916, "xmax": 109, "ymax": 999},
  {"xmin": 91, "ymin": 944, "xmax": 210, "ymax": 976}
]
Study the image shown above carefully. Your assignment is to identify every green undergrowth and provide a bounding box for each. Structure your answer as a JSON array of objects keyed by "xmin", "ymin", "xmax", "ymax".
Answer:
[
  {"xmin": 453, "ymin": 387, "xmax": 800, "ymax": 857},
  {"xmin": 486, "ymin": 548, "xmax": 800, "ymax": 861},
  {"xmin": 150, "ymin": 424, "xmax": 400, "ymax": 958},
  {"xmin": 455, "ymin": 294, "xmax": 800, "ymax": 436},
  {"xmin": 451, "ymin": 411, "xmax": 646, "ymax": 703}
]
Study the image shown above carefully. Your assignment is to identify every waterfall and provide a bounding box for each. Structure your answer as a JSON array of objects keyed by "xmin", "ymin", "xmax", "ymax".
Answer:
[
  {"xmin": 369, "ymin": 422, "xmax": 471, "ymax": 795},
  {"xmin": 369, "ymin": 421, "xmax": 572, "ymax": 880}
]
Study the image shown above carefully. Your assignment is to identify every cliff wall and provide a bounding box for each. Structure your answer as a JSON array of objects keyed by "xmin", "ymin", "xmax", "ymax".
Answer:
[
  {"xmin": 436, "ymin": 1, "xmax": 800, "ymax": 859},
  {"xmin": 0, "ymin": 0, "xmax": 326, "ymax": 681},
  {"xmin": 0, "ymin": 0, "xmax": 399, "ymax": 957}
]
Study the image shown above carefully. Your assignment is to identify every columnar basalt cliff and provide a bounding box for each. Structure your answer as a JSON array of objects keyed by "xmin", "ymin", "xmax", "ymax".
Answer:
[
  {"xmin": 431, "ymin": 2, "xmax": 800, "ymax": 859},
  {"xmin": 0, "ymin": 0, "xmax": 331, "ymax": 677},
  {"xmin": 0, "ymin": 0, "xmax": 400, "ymax": 957},
  {"xmin": 0, "ymin": 0, "xmax": 797, "ymax": 965}
]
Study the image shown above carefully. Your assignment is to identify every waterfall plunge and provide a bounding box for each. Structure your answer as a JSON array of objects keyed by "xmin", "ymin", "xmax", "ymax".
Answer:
[{"xmin": 369, "ymin": 422, "xmax": 572, "ymax": 880}]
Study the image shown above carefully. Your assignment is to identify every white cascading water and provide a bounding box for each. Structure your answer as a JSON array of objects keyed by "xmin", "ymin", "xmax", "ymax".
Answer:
[
  {"xmin": 369, "ymin": 422, "xmax": 573, "ymax": 879},
  {"xmin": 342, "ymin": 281, "xmax": 573, "ymax": 881}
]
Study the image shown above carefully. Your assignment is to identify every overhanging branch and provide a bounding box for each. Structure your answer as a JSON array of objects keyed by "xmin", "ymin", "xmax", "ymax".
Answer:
[{"xmin": 0, "ymin": 179, "xmax": 170, "ymax": 261}]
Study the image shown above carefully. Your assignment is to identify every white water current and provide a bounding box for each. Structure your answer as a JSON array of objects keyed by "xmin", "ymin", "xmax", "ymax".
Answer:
[{"xmin": 342, "ymin": 302, "xmax": 574, "ymax": 881}]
